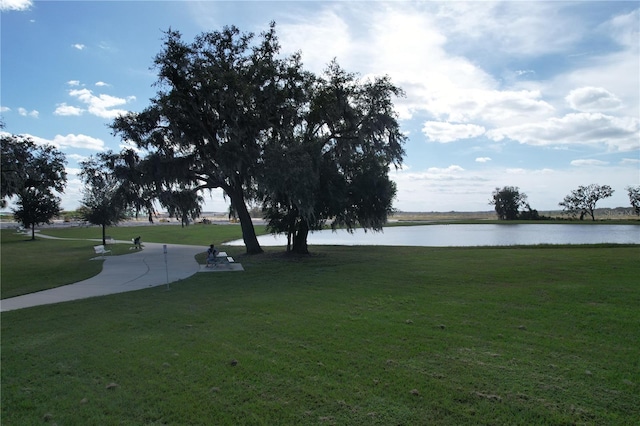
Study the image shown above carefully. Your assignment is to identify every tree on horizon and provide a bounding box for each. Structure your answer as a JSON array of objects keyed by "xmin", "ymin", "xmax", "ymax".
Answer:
[
  {"xmin": 559, "ymin": 184, "xmax": 614, "ymax": 221},
  {"xmin": 489, "ymin": 186, "xmax": 529, "ymax": 220}
]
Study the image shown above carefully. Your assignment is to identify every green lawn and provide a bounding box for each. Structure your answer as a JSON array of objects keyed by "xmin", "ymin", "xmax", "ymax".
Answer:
[
  {"xmin": 1, "ymin": 225, "xmax": 638, "ymax": 424},
  {"xmin": 0, "ymin": 225, "xmax": 260, "ymax": 299}
]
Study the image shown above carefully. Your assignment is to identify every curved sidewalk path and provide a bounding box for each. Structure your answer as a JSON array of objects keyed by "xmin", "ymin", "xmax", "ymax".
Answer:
[{"xmin": 1, "ymin": 241, "xmax": 212, "ymax": 312}]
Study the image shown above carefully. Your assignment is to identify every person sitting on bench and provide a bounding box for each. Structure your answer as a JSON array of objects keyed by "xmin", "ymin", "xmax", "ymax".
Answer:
[{"xmin": 206, "ymin": 244, "xmax": 219, "ymax": 268}]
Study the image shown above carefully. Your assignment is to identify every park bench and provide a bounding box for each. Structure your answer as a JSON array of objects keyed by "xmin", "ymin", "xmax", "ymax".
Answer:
[
  {"xmin": 216, "ymin": 252, "xmax": 235, "ymax": 263},
  {"xmin": 94, "ymin": 245, "xmax": 112, "ymax": 258},
  {"xmin": 206, "ymin": 252, "xmax": 235, "ymax": 268}
]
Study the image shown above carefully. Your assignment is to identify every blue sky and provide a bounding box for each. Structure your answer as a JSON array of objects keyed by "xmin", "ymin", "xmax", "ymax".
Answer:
[{"xmin": 1, "ymin": 0, "xmax": 638, "ymax": 213}]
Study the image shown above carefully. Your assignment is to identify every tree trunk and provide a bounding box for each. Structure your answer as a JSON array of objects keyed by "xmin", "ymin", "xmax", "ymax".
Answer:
[
  {"xmin": 30, "ymin": 223, "xmax": 35, "ymax": 240},
  {"xmin": 291, "ymin": 219, "xmax": 309, "ymax": 254},
  {"xmin": 229, "ymin": 189, "xmax": 263, "ymax": 255},
  {"xmin": 102, "ymin": 223, "xmax": 107, "ymax": 245}
]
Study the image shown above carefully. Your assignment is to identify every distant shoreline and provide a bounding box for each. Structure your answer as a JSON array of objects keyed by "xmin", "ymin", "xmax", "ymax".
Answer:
[{"xmin": 1, "ymin": 207, "xmax": 637, "ymax": 228}]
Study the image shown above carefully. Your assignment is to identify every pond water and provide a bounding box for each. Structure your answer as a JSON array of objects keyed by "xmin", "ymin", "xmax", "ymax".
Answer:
[{"xmin": 228, "ymin": 224, "xmax": 640, "ymax": 247}]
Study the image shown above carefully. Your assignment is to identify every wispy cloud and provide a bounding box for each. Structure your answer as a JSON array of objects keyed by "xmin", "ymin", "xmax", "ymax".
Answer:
[
  {"xmin": 620, "ymin": 158, "xmax": 640, "ymax": 165},
  {"xmin": 571, "ymin": 159, "xmax": 609, "ymax": 167},
  {"xmin": 72, "ymin": 43, "xmax": 86, "ymax": 50},
  {"xmin": 599, "ymin": 8, "xmax": 639, "ymax": 48}
]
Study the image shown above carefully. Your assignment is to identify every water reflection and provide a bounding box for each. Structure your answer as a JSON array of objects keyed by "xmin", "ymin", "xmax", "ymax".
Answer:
[{"xmin": 229, "ymin": 224, "xmax": 640, "ymax": 247}]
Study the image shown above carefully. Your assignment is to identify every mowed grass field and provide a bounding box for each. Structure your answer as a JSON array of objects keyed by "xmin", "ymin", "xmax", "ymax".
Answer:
[{"xmin": 1, "ymin": 225, "xmax": 639, "ymax": 425}]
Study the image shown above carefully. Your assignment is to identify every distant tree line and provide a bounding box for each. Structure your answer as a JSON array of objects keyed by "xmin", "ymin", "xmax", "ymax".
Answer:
[{"xmin": 490, "ymin": 184, "xmax": 639, "ymax": 221}]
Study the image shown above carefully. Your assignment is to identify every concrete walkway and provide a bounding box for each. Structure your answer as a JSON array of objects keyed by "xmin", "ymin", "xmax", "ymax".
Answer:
[{"xmin": 0, "ymin": 240, "xmax": 242, "ymax": 313}]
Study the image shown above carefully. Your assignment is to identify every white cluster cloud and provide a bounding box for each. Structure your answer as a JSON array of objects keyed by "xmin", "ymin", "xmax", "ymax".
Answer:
[
  {"xmin": 54, "ymin": 83, "xmax": 136, "ymax": 119},
  {"xmin": 422, "ymin": 121, "xmax": 485, "ymax": 143},
  {"xmin": 0, "ymin": 0, "xmax": 32, "ymax": 11},
  {"xmin": 487, "ymin": 112, "xmax": 639, "ymax": 152},
  {"xmin": 30, "ymin": 133, "xmax": 105, "ymax": 151},
  {"xmin": 18, "ymin": 107, "xmax": 38, "ymax": 118},
  {"xmin": 566, "ymin": 87, "xmax": 622, "ymax": 112},
  {"xmin": 277, "ymin": 3, "xmax": 639, "ymax": 156},
  {"xmin": 54, "ymin": 103, "xmax": 83, "ymax": 117},
  {"xmin": 72, "ymin": 43, "xmax": 86, "ymax": 50},
  {"xmin": 69, "ymin": 88, "xmax": 135, "ymax": 119}
]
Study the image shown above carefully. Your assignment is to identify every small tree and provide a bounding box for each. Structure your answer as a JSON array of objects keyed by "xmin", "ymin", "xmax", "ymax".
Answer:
[
  {"xmin": 489, "ymin": 186, "xmax": 528, "ymax": 220},
  {"xmin": 627, "ymin": 185, "xmax": 640, "ymax": 216},
  {"xmin": 80, "ymin": 157, "xmax": 128, "ymax": 245},
  {"xmin": 1, "ymin": 133, "xmax": 66, "ymax": 208},
  {"xmin": 13, "ymin": 188, "xmax": 62, "ymax": 240},
  {"xmin": 2, "ymin": 133, "xmax": 66, "ymax": 238},
  {"xmin": 559, "ymin": 184, "xmax": 614, "ymax": 221}
]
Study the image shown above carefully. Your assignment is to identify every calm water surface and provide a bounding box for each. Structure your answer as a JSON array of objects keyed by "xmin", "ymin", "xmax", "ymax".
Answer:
[{"xmin": 229, "ymin": 224, "xmax": 640, "ymax": 247}]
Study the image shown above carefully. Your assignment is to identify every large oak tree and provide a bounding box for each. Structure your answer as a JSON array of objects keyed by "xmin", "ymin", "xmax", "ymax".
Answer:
[
  {"xmin": 111, "ymin": 23, "xmax": 405, "ymax": 254},
  {"xmin": 112, "ymin": 23, "xmax": 307, "ymax": 254},
  {"xmin": 260, "ymin": 62, "xmax": 406, "ymax": 253}
]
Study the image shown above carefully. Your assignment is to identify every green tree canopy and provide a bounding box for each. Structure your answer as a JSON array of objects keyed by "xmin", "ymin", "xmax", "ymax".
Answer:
[
  {"xmin": 80, "ymin": 156, "xmax": 128, "ymax": 245},
  {"xmin": 111, "ymin": 23, "xmax": 306, "ymax": 254},
  {"xmin": 13, "ymin": 188, "xmax": 62, "ymax": 240},
  {"xmin": 260, "ymin": 62, "xmax": 406, "ymax": 253},
  {"xmin": 1, "ymin": 133, "xmax": 66, "ymax": 208},
  {"xmin": 559, "ymin": 184, "xmax": 614, "ymax": 221},
  {"xmin": 489, "ymin": 186, "xmax": 529, "ymax": 220},
  {"xmin": 110, "ymin": 23, "xmax": 406, "ymax": 254},
  {"xmin": 627, "ymin": 185, "xmax": 640, "ymax": 216},
  {"xmin": 2, "ymin": 133, "xmax": 66, "ymax": 238}
]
